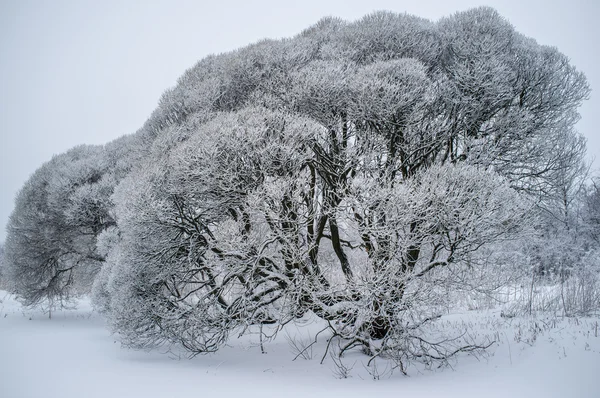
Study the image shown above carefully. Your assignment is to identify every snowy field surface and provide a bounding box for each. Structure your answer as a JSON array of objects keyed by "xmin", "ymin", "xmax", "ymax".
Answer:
[{"xmin": 1, "ymin": 290, "xmax": 599, "ymax": 398}]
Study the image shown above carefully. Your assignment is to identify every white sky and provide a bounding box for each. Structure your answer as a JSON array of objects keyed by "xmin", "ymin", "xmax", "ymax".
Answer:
[{"xmin": 1, "ymin": 0, "xmax": 598, "ymax": 242}]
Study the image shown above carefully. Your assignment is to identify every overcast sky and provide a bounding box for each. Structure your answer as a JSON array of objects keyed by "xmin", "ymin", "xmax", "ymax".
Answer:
[{"xmin": 0, "ymin": 0, "xmax": 598, "ymax": 242}]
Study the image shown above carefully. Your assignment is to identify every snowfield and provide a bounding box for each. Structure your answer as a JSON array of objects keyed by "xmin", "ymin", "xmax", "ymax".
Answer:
[{"xmin": 0, "ymin": 290, "xmax": 598, "ymax": 398}]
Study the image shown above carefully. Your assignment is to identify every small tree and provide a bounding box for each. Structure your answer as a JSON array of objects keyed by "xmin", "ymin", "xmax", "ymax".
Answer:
[
  {"xmin": 0, "ymin": 241, "xmax": 5, "ymax": 290},
  {"xmin": 583, "ymin": 178, "xmax": 600, "ymax": 245}
]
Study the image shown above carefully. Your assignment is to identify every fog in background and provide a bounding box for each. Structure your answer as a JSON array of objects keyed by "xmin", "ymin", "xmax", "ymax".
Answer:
[{"xmin": 1, "ymin": 0, "xmax": 598, "ymax": 242}]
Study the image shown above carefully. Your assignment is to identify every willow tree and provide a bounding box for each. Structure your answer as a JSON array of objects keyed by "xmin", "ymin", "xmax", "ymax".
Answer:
[{"xmin": 6, "ymin": 6, "xmax": 587, "ymax": 369}]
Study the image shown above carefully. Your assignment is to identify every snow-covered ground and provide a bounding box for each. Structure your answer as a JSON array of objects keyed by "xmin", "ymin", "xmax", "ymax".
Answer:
[{"xmin": 1, "ymin": 290, "xmax": 598, "ymax": 398}]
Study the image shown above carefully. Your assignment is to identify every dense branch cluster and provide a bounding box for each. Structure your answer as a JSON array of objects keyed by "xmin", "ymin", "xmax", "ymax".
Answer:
[{"xmin": 3, "ymin": 7, "xmax": 595, "ymax": 367}]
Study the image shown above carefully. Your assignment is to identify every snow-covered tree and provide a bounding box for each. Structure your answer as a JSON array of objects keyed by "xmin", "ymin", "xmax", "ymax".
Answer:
[
  {"xmin": 5, "ymin": 144, "xmax": 124, "ymax": 309},
  {"xmin": 90, "ymin": 7, "xmax": 589, "ymax": 366},
  {"xmin": 583, "ymin": 178, "xmax": 600, "ymax": 246},
  {"xmin": 0, "ymin": 241, "xmax": 5, "ymax": 290},
  {"xmin": 8, "ymin": 6, "xmax": 591, "ymax": 368}
]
